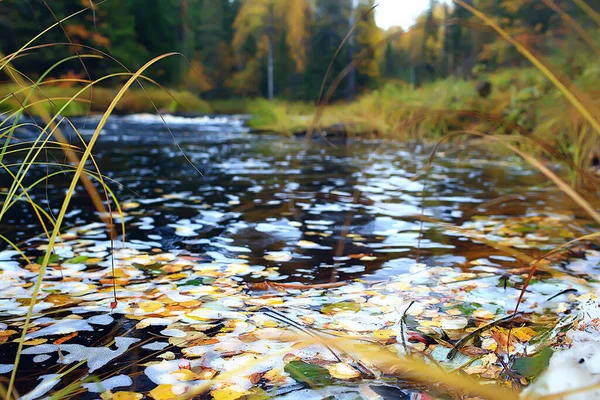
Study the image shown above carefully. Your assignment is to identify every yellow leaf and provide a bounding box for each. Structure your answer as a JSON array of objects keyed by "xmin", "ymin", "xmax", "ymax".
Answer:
[
  {"xmin": 263, "ymin": 368, "xmax": 288, "ymax": 385},
  {"xmin": 122, "ymin": 201, "xmax": 140, "ymax": 210},
  {"xmin": 512, "ymin": 327, "xmax": 537, "ymax": 342},
  {"xmin": 210, "ymin": 385, "xmax": 247, "ymax": 400},
  {"xmin": 165, "ymin": 272, "xmax": 187, "ymax": 281},
  {"xmin": 373, "ymin": 329, "xmax": 396, "ymax": 340},
  {"xmin": 473, "ymin": 309, "xmax": 496, "ymax": 320},
  {"xmin": 149, "ymin": 384, "xmax": 176, "ymax": 400},
  {"xmin": 100, "ymin": 390, "xmax": 113, "ymax": 400},
  {"xmin": 113, "ymin": 392, "xmax": 143, "ymax": 400},
  {"xmin": 326, "ymin": 363, "xmax": 360, "ymax": 380},
  {"xmin": 139, "ymin": 301, "xmax": 163, "ymax": 313},
  {"xmin": 170, "ymin": 369, "xmax": 199, "ymax": 381},
  {"xmin": 160, "ymin": 264, "xmax": 183, "ymax": 274},
  {"xmin": 21, "ymin": 338, "xmax": 47, "ymax": 345}
]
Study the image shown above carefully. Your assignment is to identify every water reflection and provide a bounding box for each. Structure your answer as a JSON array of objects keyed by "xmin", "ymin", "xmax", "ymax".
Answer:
[{"xmin": 0, "ymin": 114, "xmax": 593, "ymax": 282}]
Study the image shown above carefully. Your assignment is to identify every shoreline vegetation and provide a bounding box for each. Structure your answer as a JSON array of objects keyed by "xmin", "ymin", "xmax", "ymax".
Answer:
[{"xmin": 4, "ymin": 61, "xmax": 598, "ymax": 181}]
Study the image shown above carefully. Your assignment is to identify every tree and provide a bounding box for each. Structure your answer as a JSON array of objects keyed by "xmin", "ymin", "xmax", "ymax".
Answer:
[
  {"xmin": 132, "ymin": 0, "xmax": 182, "ymax": 84},
  {"xmin": 231, "ymin": 0, "xmax": 309, "ymax": 98},
  {"xmin": 353, "ymin": 0, "xmax": 382, "ymax": 92},
  {"xmin": 304, "ymin": 0, "xmax": 352, "ymax": 100},
  {"xmin": 94, "ymin": 0, "xmax": 148, "ymax": 74}
]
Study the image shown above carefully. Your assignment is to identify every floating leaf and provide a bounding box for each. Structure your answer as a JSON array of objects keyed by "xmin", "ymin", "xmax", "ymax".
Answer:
[
  {"xmin": 321, "ymin": 302, "xmax": 361, "ymax": 315},
  {"xmin": 326, "ymin": 363, "xmax": 360, "ymax": 380},
  {"xmin": 264, "ymin": 252, "xmax": 292, "ymax": 262},
  {"xmin": 149, "ymin": 384, "xmax": 175, "ymax": 400},
  {"xmin": 373, "ymin": 329, "xmax": 396, "ymax": 340},
  {"xmin": 210, "ymin": 385, "xmax": 248, "ymax": 400},
  {"xmin": 36, "ymin": 253, "xmax": 59, "ymax": 264},
  {"xmin": 64, "ymin": 255, "xmax": 90, "ymax": 264},
  {"xmin": 284, "ymin": 361, "xmax": 332, "ymax": 386},
  {"xmin": 112, "ymin": 392, "xmax": 143, "ymax": 400},
  {"xmin": 53, "ymin": 332, "xmax": 78, "ymax": 345},
  {"xmin": 513, "ymin": 347, "xmax": 553, "ymax": 379}
]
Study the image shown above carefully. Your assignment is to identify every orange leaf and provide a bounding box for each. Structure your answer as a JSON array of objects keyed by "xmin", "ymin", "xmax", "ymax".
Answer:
[{"xmin": 53, "ymin": 331, "xmax": 78, "ymax": 345}]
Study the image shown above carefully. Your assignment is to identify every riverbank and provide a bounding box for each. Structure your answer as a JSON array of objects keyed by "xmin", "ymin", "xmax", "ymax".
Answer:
[
  {"xmin": 2, "ymin": 63, "xmax": 598, "ymax": 178},
  {"xmin": 0, "ymin": 85, "xmax": 211, "ymax": 116},
  {"xmin": 247, "ymin": 66, "xmax": 599, "ymax": 168}
]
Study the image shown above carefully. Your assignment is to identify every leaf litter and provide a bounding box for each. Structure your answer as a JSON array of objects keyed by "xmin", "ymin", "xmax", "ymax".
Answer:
[{"xmin": 0, "ymin": 211, "xmax": 598, "ymax": 400}]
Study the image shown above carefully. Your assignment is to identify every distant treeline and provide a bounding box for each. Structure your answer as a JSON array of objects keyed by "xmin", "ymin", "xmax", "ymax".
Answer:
[{"xmin": 0, "ymin": 0, "xmax": 596, "ymax": 100}]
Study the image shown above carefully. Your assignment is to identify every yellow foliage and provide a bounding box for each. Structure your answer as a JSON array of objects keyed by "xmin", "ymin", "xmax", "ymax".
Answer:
[
  {"xmin": 284, "ymin": 0, "xmax": 309, "ymax": 73},
  {"xmin": 227, "ymin": 59, "xmax": 262, "ymax": 97},
  {"xmin": 184, "ymin": 57, "xmax": 213, "ymax": 94},
  {"xmin": 232, "ymin": 0, "xmax": 309, "ymax": 73}
]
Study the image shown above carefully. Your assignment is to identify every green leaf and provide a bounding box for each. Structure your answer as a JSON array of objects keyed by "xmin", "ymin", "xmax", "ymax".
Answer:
[
  {"xmin": 321, "ymin": 302, "xmax": 361, "ymax": 315},
  {"xmin": 132, "ymin": 262, "xmax": 162, "ymax": 272},
  {"xmin": 183, "ymin": 278, "xmax": 204, "ymax": 286},
  {"xmin": 36, "ymin": 253, "xmax": 59, "ymax": 264},
  {"xmin": 456, "ymin": 303, "xmax": 480, "ymax": 315},
  {"xmin": 513, "ymin": 347, "xmax": 553, "ymax": 379},
  {"xmin": 63, "ymin": 255, "xmax": 89, "ymax": 264},
  {"xmin": 513, "ymin": 224, "xmax": 537, "ymax": 234},
  {"xmin": 284, "ymin": 361, "xmax": 332, "ymax": 386},
  {"xmin": 181, "ymin": 277, "xmax": 215, "ymax": 286}
]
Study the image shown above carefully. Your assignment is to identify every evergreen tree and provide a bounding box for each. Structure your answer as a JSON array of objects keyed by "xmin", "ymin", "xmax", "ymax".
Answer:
[{"xmin": 304, "ymin": 0, "xmax": 352, "ymax": 101}]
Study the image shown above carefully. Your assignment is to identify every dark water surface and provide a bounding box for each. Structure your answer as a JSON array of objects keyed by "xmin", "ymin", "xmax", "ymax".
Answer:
[
  {"xmin": 1, "ymin": 114, "xmax": 598, "ymax": 399},
  {"xmin": 1, "ymin": 114, "xmax": 594, "ymax": 282}
]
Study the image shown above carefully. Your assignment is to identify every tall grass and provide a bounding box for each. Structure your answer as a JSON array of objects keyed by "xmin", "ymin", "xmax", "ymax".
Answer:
[{"xmin": 0, "ymin": 5, "xmax": 190, "ymax": 397}]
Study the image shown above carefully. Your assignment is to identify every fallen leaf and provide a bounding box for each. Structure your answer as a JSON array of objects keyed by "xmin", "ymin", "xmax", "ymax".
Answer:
[
  {"xmin": 326, "ymin": 363, "xmax": 360, "ymax": 380},
  {"xmin": 284, "ymin": 361, "xmax": 332, "ymax": 386},
  {"xmin": 112, "ymin": 392, "xmax": 143, "ymax": 400},
  {"xmin": 513, "ymin": 347, "xmax": 553, "ymax": 379},
  {"xmin": 53, "ymin": 331, "xmax": 78, "ymax": 345},
  {"xmin": 321, "ymin": 302, "xmax": 361, "ymax": 315},
  {"xmin": 149, "ymin": 384, "xmax": 176, "ymax": 400}
]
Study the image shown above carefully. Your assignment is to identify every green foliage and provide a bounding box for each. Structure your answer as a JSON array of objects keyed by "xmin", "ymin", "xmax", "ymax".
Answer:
[
  {"xmin": 1, "ymin": 0, "xmax": 599, "ymax": 103},
  {"xmin": 284, "ymin": 361, "xmax": 333, "ymax": 386},
  {"xmin": 513, "ymin": 347, "xmax": 554, "ymax": 379}
]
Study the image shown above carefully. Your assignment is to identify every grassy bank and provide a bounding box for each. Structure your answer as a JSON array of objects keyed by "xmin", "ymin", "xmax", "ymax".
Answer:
[
  {"xmin": 0, "ymin": 84, "xmax": 210, "ymax": 116},
  {"xmin": 245, "ymin": 64, "xmax": 600, "ymax": 181},
  {"xmin": 2, "ymin": 62, "xmax": 598, "ymax": 183}
]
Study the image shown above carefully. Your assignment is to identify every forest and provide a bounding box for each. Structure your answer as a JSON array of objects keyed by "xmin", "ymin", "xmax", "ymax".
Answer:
[{"xmin": 0, "ymin": 0, "xmax": 593, "ymax": 99}]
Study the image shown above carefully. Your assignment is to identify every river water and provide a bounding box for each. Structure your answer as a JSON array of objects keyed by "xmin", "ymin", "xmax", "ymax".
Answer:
[
  {"xmin": 3, "ymin": 114, "xmax": 594, "ymax": 281},
  {"xmin": 0, "ymin": 114, "xmax": 598, "ymax": 399}
]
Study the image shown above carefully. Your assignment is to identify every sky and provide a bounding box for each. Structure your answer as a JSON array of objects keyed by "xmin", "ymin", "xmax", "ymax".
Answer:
[{"xmin": 375, "ymin": 0, "xmax": 447, "ymax": 30}]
